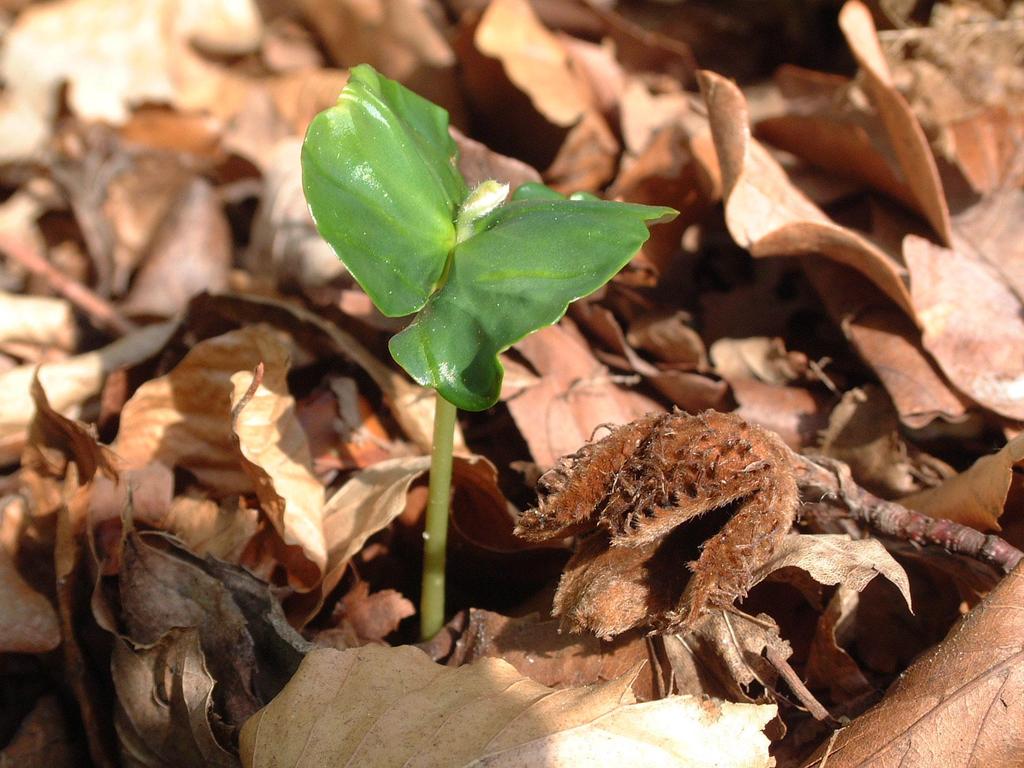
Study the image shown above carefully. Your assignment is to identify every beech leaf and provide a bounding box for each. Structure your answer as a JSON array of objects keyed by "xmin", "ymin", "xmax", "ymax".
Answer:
[{"xmin": 240, "ymin": 645, "xmax": 776, "ymax": 768}]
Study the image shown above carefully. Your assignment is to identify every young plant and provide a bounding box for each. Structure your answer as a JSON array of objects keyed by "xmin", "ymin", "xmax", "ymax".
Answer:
[{"xmin": 302, "ymin": 64, "xmax": 677, "ymax": 639}]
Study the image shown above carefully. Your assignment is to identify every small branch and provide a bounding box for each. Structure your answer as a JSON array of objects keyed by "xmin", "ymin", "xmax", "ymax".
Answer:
[
  {"xmin": 0, "ymin": 233, "xmax": 136, "ymax": 337},
  {"xmin": 765, "ymin": 645, "xmax": 833, "ymax": 723},
  {"xmin": 793, "ymin": 454, "xmax": 1023, "ymax": 575}
]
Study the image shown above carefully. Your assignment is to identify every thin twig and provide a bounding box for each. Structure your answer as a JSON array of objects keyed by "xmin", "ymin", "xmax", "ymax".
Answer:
[
  {"xmin": 0, "ymin": 233, "xmax": 136, "ymax": 337},
  {"xmin": 793, "ymin": 453, "xmax": 1023, "ymax": 575},
  {"xmin": 765, "ymin": 644, "xmax": 833, "ymax": 723}
]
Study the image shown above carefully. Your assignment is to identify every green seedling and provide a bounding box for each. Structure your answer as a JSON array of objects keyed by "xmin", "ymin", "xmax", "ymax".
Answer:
[{"xmin": 302, "ymin": 64, "xmax": 677, "ymax": 639}]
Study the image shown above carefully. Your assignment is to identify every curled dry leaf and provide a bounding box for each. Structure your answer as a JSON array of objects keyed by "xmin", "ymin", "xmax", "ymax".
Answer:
[
  {"xmin": 838, "ymin": 0, "xmax": 953, "ymax": 245},
  {"xmin": 111, "ymin": 629, "xmax": 236, "ymax": 768},
  {"xmin": 698, "ymin": 69, "xmax": 916, "ymax": 319},
  {"xmin": 315, "ymin": 581, "xmax": 415, "ymax": 648},
  {"xmin": 903, "ymin": 431, "xmax": 1024, "ymax": 533},
  {"xmin": 294, "ymin": 453, "xmax": 509, "ymax": 623},
  {"xmin": 752, "ymin": 534, "xmax": 912, "ymax": 613},
  {"xmin": 0, "ymin": 546, "xmax": 60, "ymax": 653},
  {"xmin": 231, "ymin": 362, "xmax": 326, "ymax": 590},
  {"xmin": 804, "ymin": 586, "xmax": 875, "ymax": 705},
  {"xmin": 802, "ymin": 259, "xmax": 968, "ymax": 428},
  {"xmin": 114, "ymin": 325, "xmax": 326, "ymax": 589},
  {"xmin": 240, "ymin": 645, "xmax": 777, "ymax": 768},
  {"xmin": 0, "ymin": 694, "xmax": 87, "ymax": 767},
  {"xmin": 804, "ymin": 561, "xmax": 1024, "ymax": 767},
  {"xmin": 475, "ymin": 0, "xmax": 590, "ymax": 128},
  {"xmin": 517, "ymin": 410, "xmax": 799, "ymax": 637}
]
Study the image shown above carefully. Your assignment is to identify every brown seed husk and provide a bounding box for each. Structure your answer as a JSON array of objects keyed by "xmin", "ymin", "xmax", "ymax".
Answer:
[{"xmin": 516, "ymin": 410, "xmax": 799, "ymax": 637}]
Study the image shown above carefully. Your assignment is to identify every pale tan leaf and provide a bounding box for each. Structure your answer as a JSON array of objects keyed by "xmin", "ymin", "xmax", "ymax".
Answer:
[
  {"xmin": 698, "ymin": 69, "xmax": 916, "ymax": 319},
  {"xmin": 230, "ymin": 363, "xmax": 326, "ymax": 587},
  {"xmin": 0, "ymin": 0, "xmax": 261, "ymax": 161},
  {"xmin": 475, "ymin": 0, "xmax": 590, "ymax": 127},
  {"xmin": 804, "ymin": 559, "xmax": 1024, "ymax": 767},
  {"xmin": 753, "ymin": 534, "xmax": 913, "ymax": 611},
  {"xmin": 903, "ymin": 432, "xmax": 1024, "ymax": 532},
  {"xmin": 0, "ymin": 547, "xmax": 60, "ymax": 653},
  {"xmin": 114, "ymin": 326, "xmax": 287, "ymax": 494},
  {"xmin": 0, "ymin": 292, "xmax": 76, "ymax": 349},
  {"xmin": 162, "ymin": 493, "xmax": 260, "ymax": 562},
  {"xmin": 0, "ymin": 320, "xmax": 177, "ymax": 464},
  {"xmin": 240, "ymin": 646, "xmax": 776, "ymax": 768}
]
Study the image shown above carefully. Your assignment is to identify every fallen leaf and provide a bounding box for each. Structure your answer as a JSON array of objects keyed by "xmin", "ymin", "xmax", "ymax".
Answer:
[
  {"xmin": 0, "ymin": 320, "xmax": 177, "ymax": 465},
  {"xmin": 903, "ymin": 233, "xmax": 1024, "ymax": 421},
  {"xmin": 120, "ymin": 177, "xmax": 232, "ymax": 318},
  {"xmin": 803, "ymin": 259, "xmax": 969, "ymax": 428},
  {"xmin": 111, "ymin": 629, "xmax": 236, "ymax": 768},
  {"xmin": 804, "ymin": 561, "xmax": 1024, "ymax": 767},
  {"xmin": 0, "ymin": 694, "xmax": 87, "ymax": 767},
  {"xmin": 240, "ymin": 645, "xmax": 777, "ymax": 767},
  {"xmin": 0, "ymin": 0, "xmax": 262, "ymax": 161},
  {"xmin": 444, "ymin": 608, "xmax": 660, "ymax": 697},
  {"xmin": 0, "ymin": 547, "xmax": 60, "ymax": 653},
  {"xmin": 698, "ymin": 69, "xmax": 916, "ymax": 318},
  {"xmin": 820, "ymin": 385, "xmax": 953, "ymax": 498},
  {"xmin": 475, "ymin": 0, "xmax": 590, "ymax": 127},
  {"xmin": 0, "ymin": 292, "xmax": 76, "ymax": 349},
  {"xmin": 839, "ymin": 0, "xmax": 953, "ymax": 244},
  {"xmin": 544, "ymin": 109, "xmax": 619, "ymax": 193},
  {"xmin": 316, "ymin": 581, "xmax": 414, "ymax": 648},
  {"xmin": 231, "ymin": 361, "xmax": 326, "ymax": 590},
  {"xmin": 752, "ymin": 534, "xmax": 913, "ymax": 612},
  {"xmin": 506, "ymin": 321, "xmax": 661, "ymax": 469},
  {"xmin": 804, "ymin": 586, "xmax": 875, "ymax": 706},
  {"xmin": 903, "ymin": 432, "xmax": 1024, "ymax": 532}
]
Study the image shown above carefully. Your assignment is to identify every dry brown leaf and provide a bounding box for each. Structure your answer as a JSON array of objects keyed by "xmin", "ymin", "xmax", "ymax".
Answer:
[
  {"xmin": 839, "ymin": 0, "xmax": 953, "ymax": 245},
  {"xmin": 802, "ymin": 259, "xmax": 969, "ymax": 428},
  {"xmin": 184, "ymin": 293, "xmax": 453, "ymax": 454},
  {"xmin": 544, "ymin": 110, "xmax": 619, "ymax": 193},
  {"xmin": 444, "ymin": 609, "xmax": 659, "ymax": 697},
  {"xmin": 0, "ymin": 292, "xmax": 76, "ymax": 349},
  {"xmin": 230, "ymin": 362, "xmax": 326, "ymax": 590},
  {"xmin": 804, "ymin": 586, "xmax": 875, "ymax": 705},
  {"xmin": 0, "ymin": 694, "xmax": 87, "ymax": 767},
  {"xmin": 904, "ymin": 234, "xmax": 1024, "ymax": 421},
  {"xmin": 240, "ymin": 645, "xmax": 777, "ymax": 767},
  {"xmin": 663, "ymin": 610, "xmax": 791, "ymax": 704},
  {"xmin": 506, "ymin": 321, "xmax": 661, "ymax": 469},
  {"xmin": 0, "ymin": 0, "xmax": 261, "ymax": 161},
  {"xmin": 698, "ymin": 69, "xmax": 916, "ymax": 319},
  {"xmin": 162, "ymin": 493, "xmax": 260, "ymax": 562},
  {"xmin": 297, "ymin": 0, "xmax": 455, "ymax": 108},
  {"xmin": 244, "ymin": 138, "xmax": 346, "ymax": 289},
  {"xmin": 821, "ymin": 385, "xmax": 953, "ymax": 498},
  {"xmin": 316, "ymin": 581, "xmax": 415, "ymax": 648},
  {"xmin": 113, "ymin": 326, "xmax": 279, "ymax": 492},
  {"xmin": 451, "ymin": 127, "xmax": 542, "ymax": 190},
  {"xmin": 111, "ymin": 629, "xmax": 236, "ymax": 768},
  {"xmin": 475, "ymin": 0, "xmax": 590, "ymax": 128},
  {"xmin": 903, "ymin": 432, "xmax": 1024, "ymax": 532},
  {"xmin": 804, "ymin": 561, "xmax": 1024, "ymax": 767},
  {"xmin": 752, "ymin": 534, "xmax": 913, "ymax": 612},
  {"xmin": 120, "ymin": 177, "xmax": 231, "ymax": 318},
  {"xmin": 0, "ymin": 546, "xmax": 60, "ymax": 653},
  {"xmin": 0, "ymin": 320, "xmax": 177, "ymax": 465}
]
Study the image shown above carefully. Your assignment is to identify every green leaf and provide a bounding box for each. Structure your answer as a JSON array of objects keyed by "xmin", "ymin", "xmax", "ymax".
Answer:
[
  {"xmin": 301, "ymin": 64, "xmax": 468, "ymax": 317},
  {"xmin": 389, "ymin": 197, "xmax": 676, "ymax": 410}
]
